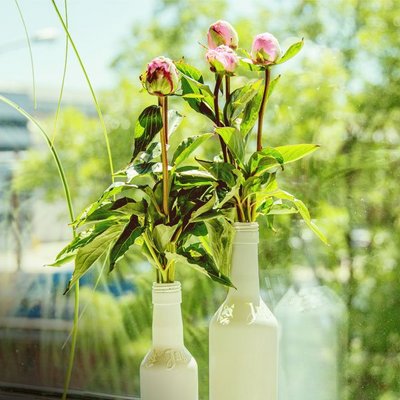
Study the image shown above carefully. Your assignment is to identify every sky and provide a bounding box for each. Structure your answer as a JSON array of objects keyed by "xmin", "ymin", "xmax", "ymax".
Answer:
[{"xmin": 0, "ymin": 0, "xmax": 155, "ymax": 100}]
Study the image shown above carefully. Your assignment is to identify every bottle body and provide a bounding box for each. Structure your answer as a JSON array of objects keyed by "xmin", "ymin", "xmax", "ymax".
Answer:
[
  {"xmin": 140, "ymin": 282, "xmax": 198, "ymax": 400},
  {"xmin": 209, "ymin": 223, "xmax": 278, "ymax": 400}
]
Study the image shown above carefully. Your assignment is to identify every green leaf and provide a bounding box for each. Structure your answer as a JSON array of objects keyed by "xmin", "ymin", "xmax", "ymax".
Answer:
[
  {"xmin": 47, "ymin": 253, "xmax": 76, "ymax": 267},
  {"xmin": 244, "ymin": 171, "xmax": 277, "ymax": 201},
  {"xmin": 65, "ymin": 224, "xmax": 125, "ymax": 293},
  {"xmin": 82, "ymin": 202, "xmax": 122, "ymax": 224},
  {"xmin": 190, "ymin": 192, "xmax": 217, "ymax": 222},
  {"xmin": 180, "ymin": 75, "xmax": 215, "ymax": 121},
  {"xmin": 187, "ymin": 222, "xmax": 208, "ymax": 238},
  {"xmin": 275, "ymin": 144, "xmax": 319, "ymax": 165},
  {"xmin": 176, "ymin": 61, "xmax": 215, "ymax": 121},
  {"xmin": 166, "ymin": 245, "xmax": 233, "ymax": 287},
  {"xmin": 167, "ymin": 110, "xmax": 184, "ymax": 137},
  {"xmin": 172, "ymin": 134, "xmax": 213, "ymax": 167},
  {"xmin": 83, "ymin": 197, "xmax": 135, "ymax": 223},
  {"xmin": 240, "ymin": 74, "xmax": 281, "ymax": 138},
  {"xmin": 247, "ymin": 147, "xmax": 284, "ymax": 176},
  {"xmin": 216, "ymin": 127, "xmax": 245, "ymax": 166},
  {"xmin": 56, "ymin": 220, "xmax": 116, "ymax": 262},
  {"xmin": 271, "ymin": 189, "xmax": 328, "ymax": 244},
  {"xmin": 197, "ymin": 159, "xmax": 237, "ymax": 187},
  {"xmin": 182, "ymin": 93, "xmax": 205, "ymax": 99},
  {"xmin": 218, "ymin": 184, "xmax": 240, "ymax": 209},
  {"xmin": 253, "ymin": 173, "xmax": 278, "ymax": 199},
  {"xmin": 175, "ymin": 60, "xmax": 204, "ymax": 83},
  {"xmin": 203, "ymin": 218, "xmax": 234, "ymax": 277},
  {"xmin": 153, "ymin": 224, "xmax": 178, "ymax": 253},
  {"xmin": 174, "ymin": 169, "xmax": 216, "ymax": 188},
  {"xmin": 132, "ymin": 105, "xmax": 163, "ymax": 160},
  {"xmin": 276, "ymin": 39, "xmax": 304, "ymax": 64},
  {"xmin": 239, "ymin": 57, "xmax": 264, "ymax": 72},
  {"xmin": 267, "ymin": 74, "xmax": 281, "ymax": 99},
  {"xmin": 109, "ymin": 215, "xmax": 144, "ymax": 271},
  {"xmin": 73, "ymin": 182, "xmax": 139, "ymax": 227},
  {"xmin": 188, "ymin": 209, "xmax": 222, "ymax": 222},
  {"xmin": 266, "ymin": 201, "xmax": 298, "ymax": 215},
  {"xmin": 176, "ymin": 63, "xmax": 213, "ymax": 97},
  {"xmin": 121, "ymin": 142, "xmax": 162, "ymax": 181},
  {"xmin": 226, "ymin": 79, "xmax": 263, "ymax": 122},
  {"xmin": 240, "ymin": 86, "xmax": 263, "ymax": 137}
]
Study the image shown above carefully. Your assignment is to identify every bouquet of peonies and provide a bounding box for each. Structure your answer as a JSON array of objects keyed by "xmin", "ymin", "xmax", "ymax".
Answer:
[{"xmin": 53, "ymin": 19, "xmax": 325, "ymax": 296}]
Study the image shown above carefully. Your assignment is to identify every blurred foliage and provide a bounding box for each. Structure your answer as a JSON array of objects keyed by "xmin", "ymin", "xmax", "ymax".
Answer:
[{"xmin": 10, "ymin": 0, "xmax": 400, "ymax": 398}]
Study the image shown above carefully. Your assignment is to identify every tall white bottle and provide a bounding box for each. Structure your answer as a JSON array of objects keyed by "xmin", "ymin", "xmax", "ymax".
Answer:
[
  {"xmin": 140, "ymin": 282, "xmax": 198, "ymax": 400},
  {"xmin": 209, "ymin": 223, "xmax": 278, "ymax": 400}
]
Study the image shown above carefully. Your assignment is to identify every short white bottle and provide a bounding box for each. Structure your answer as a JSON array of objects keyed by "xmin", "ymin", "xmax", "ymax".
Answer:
[
  {"xmin": 140, "ymin": 282, "xmax": 198, "ymax": 400},
  {"xmin": 209, "ymin": 222, "xmax": 278, "ymax": 400}
]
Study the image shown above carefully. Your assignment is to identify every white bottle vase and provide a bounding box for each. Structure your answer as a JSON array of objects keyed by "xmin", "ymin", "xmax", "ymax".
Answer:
[
  {"xmin": 209, "ymin": 222, "xmax": 278, "ymax": 400},
  {"xmin": 140, "ymin": 282, "xmax": 198, "ymax": 400}
]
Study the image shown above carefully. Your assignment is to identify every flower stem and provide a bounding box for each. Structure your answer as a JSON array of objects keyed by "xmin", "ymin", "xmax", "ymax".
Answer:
[
  {"xmin": 223, "ymin": 75, "xmax": 231, "ymax": 126},
  {"xmin": 257, "ymin": 68, "xmax": 271, "ymax": 151},
  {"xmin": 143, "ymin": 232, "xmax": 166, "ymax": 282},
  {"xmin": 160, "ymin": 96, "xmax": 169, "ymax": 219},
  {"xmin": 214, "ymin": 74, "xmax": 228, "ymax": 162},
  {"xmin": 166, "ymin": 258, "xmax": 176, "ymax": 282},
  {"xmin": 235, "ymin": 196, "xmax": 246, "ymax": 222}
]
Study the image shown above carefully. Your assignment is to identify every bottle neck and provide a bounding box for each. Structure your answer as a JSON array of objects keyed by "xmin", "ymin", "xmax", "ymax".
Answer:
[
  {"xmin": 151, "ymin": 282, "xmax": 184, "ymax": 348},
  {"xmin": 228, "ymin": 223, "xmax": 261, "ymax": 302}
]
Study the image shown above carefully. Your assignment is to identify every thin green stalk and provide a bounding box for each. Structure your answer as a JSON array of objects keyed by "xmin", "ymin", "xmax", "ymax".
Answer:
[
  {"xmin": 14, "ymin": 0, "xmax": 36, "ymax": 109},
  {"xmin": 257, "ymin": 68, "xmax": 271, "ymax": 151},
  {"xmin": 62, "ymin": 283, "xmax": 79, "ymax": 400},
  {"xmin": 50, "ymin": 5, "xmax": 81, "ymax": 398},
  {"xmin": 51, "ymin": 0, "xmax": 114, "ymax": 182},
  {"xmin": 62, "ymin": 252, "xmax": 108, "ymax": 349},
  {"xmin": 214, "ymin": 74, "xmax": 228, "ymax": 162},
  {"xmin": 143, "ymin": 232, "xmax": 164, "ymax": 272},
  {"xmin": 251, "ymin": 195, "xmax": 258, "ymax": 222},
  {"xmin": 246, "ymin": 196, "xmax": 252, "ymax": 222},
  {"xmin": 52, "ymin": 0, "xmax": 69, "ymax": 144},
  {"xmin": 160, "ymin": 96, "xmax": 169, "ymax": 218},
  {"xmin": 235, "ymin": 196, "xmax": 246, "ymax": 222},
  {"xmin": 0, "ymin": 95, "xmax": 74, "ymax": 224},
  {"xmin": 166, "ymin": 261, "xmax": 175, "ymax": 283}
]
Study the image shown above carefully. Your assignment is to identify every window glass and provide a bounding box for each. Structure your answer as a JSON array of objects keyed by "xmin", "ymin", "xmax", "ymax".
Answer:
[{"xmin": 1, "ymin": 1, "xmax": 399, "ymax": 399}]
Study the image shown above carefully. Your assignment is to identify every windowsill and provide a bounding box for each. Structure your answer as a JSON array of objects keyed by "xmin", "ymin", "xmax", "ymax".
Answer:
[{"xmin": 0, "ymin": 383, "xmax": 140, "ymax": 400}]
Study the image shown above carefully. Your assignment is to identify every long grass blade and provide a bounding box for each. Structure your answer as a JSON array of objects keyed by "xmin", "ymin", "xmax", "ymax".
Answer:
[
  {"xmin": 52, "ymin": 0, "xmax": 69, "ymax": 144},
  {"xmin": 14, "ymin": 0, "xmax": 37, "ymax": 109},
  {"xmin": 62, "ymin": 283, "xmax": 79, "ymax": 400},
  {"xmin": 61, "ymin": 253, "xmax": 108, "ymax": 350},
  {"xmin": 50, "ymin": 0, "xmax": 115, "ymax": 182},
  {"xmin": 0, "ymin": 94, "xmax": 74, "ymax": 223}
]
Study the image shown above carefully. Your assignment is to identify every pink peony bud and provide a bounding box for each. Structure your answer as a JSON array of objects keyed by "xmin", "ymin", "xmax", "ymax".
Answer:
[
  {"xmin": 251, "ymin": 33, "xmax": 282, "ymax": 66},
  {"xmin": 140, "ymin": 56, "xmax": 180, "ymax": 96},
  {"xmin": 206, "ymin": 45, "xmax": 239, "ymax": 74},
  {"xmin": 207, "ymin": 20, "xmax": 239, "ymax": 50}
]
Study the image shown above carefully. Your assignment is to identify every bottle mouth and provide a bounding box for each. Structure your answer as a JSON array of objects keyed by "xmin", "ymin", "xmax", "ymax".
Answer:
[
  {"xmin": 233, "ymin": 222, "xmax": 259, "ymax": 232},
  {"xmin": 152, "ymin": 281, "xmax": 181, "ymax": 294},
  {"xmin": 152, "ymin": 282, "xmax": 182, "ymax": 305}
]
